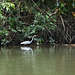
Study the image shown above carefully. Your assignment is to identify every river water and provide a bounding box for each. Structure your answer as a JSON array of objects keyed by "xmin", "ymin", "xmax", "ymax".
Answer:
[{"xmin": 0, "ymin": 45, "xmax": 75, "ymax": 75}]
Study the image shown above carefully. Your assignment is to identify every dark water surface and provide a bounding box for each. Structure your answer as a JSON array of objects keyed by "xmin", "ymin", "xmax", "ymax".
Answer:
[{"xmin": 0, "ymin": 45, "xmax": 75, "ymax": 75}]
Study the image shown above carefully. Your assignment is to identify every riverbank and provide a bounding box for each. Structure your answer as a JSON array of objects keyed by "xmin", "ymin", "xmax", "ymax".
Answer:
[{"xmin": 55, "ymin": 44, "xmax": 75, "ymax": 46}]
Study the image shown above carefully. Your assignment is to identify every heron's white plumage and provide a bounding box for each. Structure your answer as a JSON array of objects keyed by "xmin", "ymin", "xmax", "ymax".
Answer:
[
  {"xmin": 20, "ymin": 35, "xmax": 37, "ymax": 45},
  {"xmin": 21, "ymin": 41, "xmax": 31, "ymax": 45}
]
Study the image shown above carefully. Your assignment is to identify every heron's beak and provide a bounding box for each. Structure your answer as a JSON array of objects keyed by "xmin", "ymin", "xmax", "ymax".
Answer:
[{"xmin": 36, "ymin": 35, "xmax": 38, "ymax": 36}]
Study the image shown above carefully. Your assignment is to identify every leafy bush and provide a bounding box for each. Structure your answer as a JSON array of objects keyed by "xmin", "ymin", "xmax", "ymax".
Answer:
[
  {"xmin": 24, "ymin": 12, "xmax": 56, "ymax": 44},
  {"xmin": 0, "ymin": 0, "xmax": 74, "ymax": 45}
]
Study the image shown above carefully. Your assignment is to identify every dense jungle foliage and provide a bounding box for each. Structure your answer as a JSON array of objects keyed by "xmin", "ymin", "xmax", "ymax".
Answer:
[{"xmin": 0, "ymin": 0, "xmax": 75, "ymax": 45}]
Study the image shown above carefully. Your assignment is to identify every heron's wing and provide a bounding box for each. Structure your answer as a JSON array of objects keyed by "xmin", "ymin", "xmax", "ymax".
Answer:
[{"xmin": 21, "ymin": 41, "xmax": 31, "ymax": 44}]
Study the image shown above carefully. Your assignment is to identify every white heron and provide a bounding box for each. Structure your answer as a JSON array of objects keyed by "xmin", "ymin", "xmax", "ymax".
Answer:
[{"xmin": 20, "ymin": 35, "xmax": 37, "ymax": 45}]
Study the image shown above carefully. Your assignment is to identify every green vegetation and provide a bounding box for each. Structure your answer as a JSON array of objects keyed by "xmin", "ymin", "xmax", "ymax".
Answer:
[{"xmin": 0, "ymin": 0, "xmax": 75, "ymax": 45}]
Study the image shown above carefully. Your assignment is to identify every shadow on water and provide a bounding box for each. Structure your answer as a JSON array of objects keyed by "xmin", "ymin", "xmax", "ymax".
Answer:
[{"xmin": 0, "ymin": 45, "xmax": 75, "ymax": 75}]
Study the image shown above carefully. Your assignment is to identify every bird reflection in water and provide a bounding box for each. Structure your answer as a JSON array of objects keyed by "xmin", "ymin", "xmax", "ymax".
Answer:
[{"xmin": 21, "ymin": 46, "xmax": 33, "ymax": 55}]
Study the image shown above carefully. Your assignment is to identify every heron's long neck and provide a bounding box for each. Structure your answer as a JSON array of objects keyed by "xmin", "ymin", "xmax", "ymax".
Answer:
[{"xmin": 30, "ymin": 36, "xmax": 35, "ymax": 42}]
